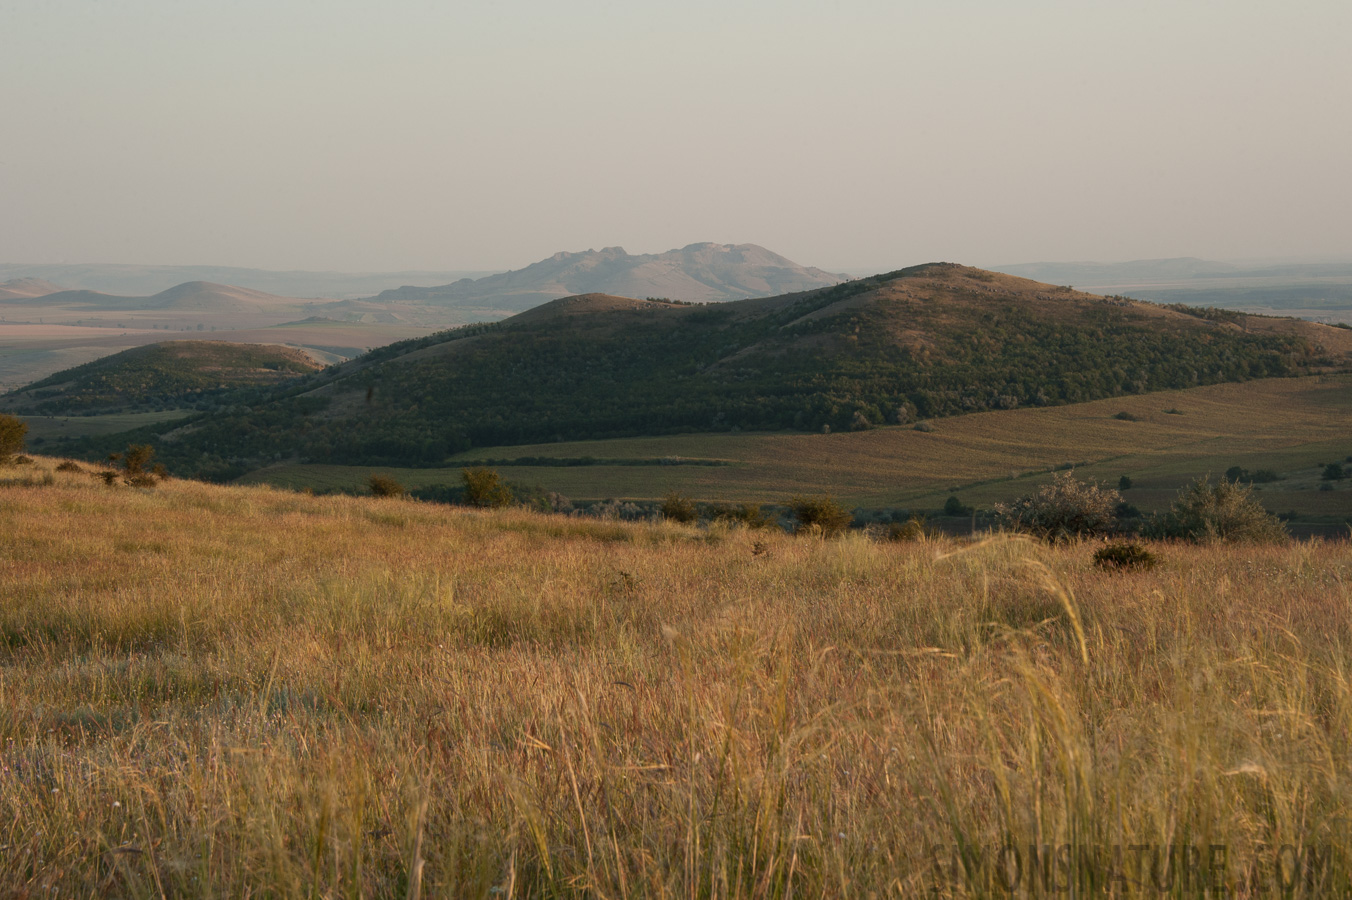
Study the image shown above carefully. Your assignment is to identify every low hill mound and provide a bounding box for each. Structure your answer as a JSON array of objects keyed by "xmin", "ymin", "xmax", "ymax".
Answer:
[
  {"xmin": 18, "ymin": 281, "xmax": 301, "ymax": 313},
  {"xmin": 1, "ymin": 340, "xmax": 325, "ymax": 415},
  {"xmin": 0, "ymin": 278, "xmax": 64, "ymax": 301},
  {"xmin": 372, "ymin": 243, "xmax": 847, "ymax": 309},
  {"xmin": 67, "ymin": 263, "xmax": 1352, "ymax": 480}
]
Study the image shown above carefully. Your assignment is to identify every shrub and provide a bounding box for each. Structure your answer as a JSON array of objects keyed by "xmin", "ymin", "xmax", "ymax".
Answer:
[
  {"xmin": 0, "ymin": 414, "xmax": 27, "ymax": 464},
  {"xmin": 788, "ymin": 495, "xmax": 853, "ymax": 537},
  {"xmin": 708, "ymin": 502, "xmax": 772, "ymax": 529},
  {"xmin": 461, "ymin": 467, "xmax": 513, "ymax": 508},
  {"xmin": 122, "ymin": 445, "xmax": 155, "ymax": 477},
  {"xmin": 1093, "ymin": 542, "xmax": 1158, "ymax": 571},
  {"xmin": 1145, "ymin": 476, "xmax": 1287, "ymax": 543},
  {"xmin": 1118, "ymin": 475, "xmax": 1133, "ymax": 490},
  {"xmin": 1113, "ymin": 411, "xmax": 1139, "ymax": 422},
  {"xmin": 887, "ymin": 516, "xmax": 934, "ymax": 542},
  {"xmin": 98, "ymin": 470, "xmax": 119, "ymax": 486},
  {"xmin": 368, "ymin": 474, "xmax": 406, "ymax": 498},
  {"xmin": 660, "ymin": 491, "xmax": 697, "ymax": 523},
  {"xmin": 55, "ymin": 461, "xmax": 82, "ymax": 473},
  {"xmin": 1225, "ymin": 466, "xmax": 1282, "ymax": 484},
  {"xmin": 913, "ymin": 421, "xmax": 936, "ymax": 433},
  {"xmin": 942, "ymin": 495, "xmax": 971, "ymax": 516},
  {"xmin": 1322, "ymin": 463, "xmax": 1346, "ymax": 481},
  {"xmin": 994, "ymin": 471, "xmax": 1121, "ymax": 541}
]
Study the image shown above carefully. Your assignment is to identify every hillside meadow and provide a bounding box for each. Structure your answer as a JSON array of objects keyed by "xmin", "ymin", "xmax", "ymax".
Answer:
[{"xmin": 1, "ymin": 458, "xmax": 1351, "ymax": 895}]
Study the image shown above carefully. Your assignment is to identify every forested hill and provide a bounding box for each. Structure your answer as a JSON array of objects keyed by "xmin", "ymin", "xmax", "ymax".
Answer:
[
  {"xmin": 1, "ymin": 341, "xmax": 324, "ymax": 414},
  {"xmin": 95, "ymin": 263, "xmax": 1352, "ymax": 480}
]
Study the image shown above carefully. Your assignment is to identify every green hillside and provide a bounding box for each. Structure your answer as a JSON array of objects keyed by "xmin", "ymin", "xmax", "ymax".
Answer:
[
  {"xmin": 56, "ymin": 264, "xmax": 1352, "ymax": 480},
  {"xmin": 0, "ymin": 340, "xmax": 324, "ymax": 414}
]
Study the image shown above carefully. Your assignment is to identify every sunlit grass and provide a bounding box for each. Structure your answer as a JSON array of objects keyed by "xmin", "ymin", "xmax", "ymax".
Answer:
[{"xmin": 1, "ymin": 457, "xmax": 1350, "ymax": 895}]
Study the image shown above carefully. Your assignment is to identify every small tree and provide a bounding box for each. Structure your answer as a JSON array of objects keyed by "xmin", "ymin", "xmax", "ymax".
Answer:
[
  {"xmin": 1118, "ymin": 475, "xmax": 1133, "ymax": 491},
  {"xmin": 0, "ymin": 414, "xmax": 28, "ymax": 465},
  {"xmin": 1322, "ymin": 463, "xmax": 1346, "ymax": 482},
  {"xmin": 1146, "ymin": 476, "xmax": 1287, "ymax": 543},
  {"xmin": 788, "ymin": 495, "xmax": 853, "ymax": 537},
  {"xmin": 661, "ymin": 491, "xmax": 697, "ymax": 523},
  {"xmin": 368, "ymin": 474, "xmax": 406, "ymax": 498},
  {"xmin": 994, "ymin": 471, "xmax": 1120, "ymax": 541},
  {"xmin": 122, "ymin": 445, "xmax": 155, "ymax": 476},
  {"xmin": 461, "ymin": 467, "xmax": 513, "ymax": 508},
  {"xmin": 943, "ymin": 495, "xmax": 971, "ymax": 516}
]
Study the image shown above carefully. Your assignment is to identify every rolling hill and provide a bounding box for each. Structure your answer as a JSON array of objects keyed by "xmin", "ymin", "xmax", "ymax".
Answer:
[
  {"xmin": 0, "ymin": 340, "xmax": 325, "ymax": 414},
  {"xmin": 370, "ymin": 242, "xmax": 848, "ymax": 309},
  {"xmin": 68, "ymin": 262, "xmax": 1352, "ymax": 481},
  {"xmin": 19, "ymin": 281, "xmax": 299, "ymax": 313},
  {"xmin": 0, "ymin": 278, "xmax": 64, "ymax": 301}
]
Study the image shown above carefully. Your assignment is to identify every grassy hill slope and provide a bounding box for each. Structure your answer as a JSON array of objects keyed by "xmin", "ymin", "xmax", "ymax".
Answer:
[
  {"xmin": 124, "ymin": 262, "xmax": 1351, "ymax": 480},
  {"xmin": 0, "ymin": 458, "xmax": 1350, "ymax": 893},
  {"xmin": 0, "ymin": 340, "xmax": 325, "ymax": 414},
  {"xmin": 241, "ymin": 375, "xmax": 1352, "ymax": 523}
]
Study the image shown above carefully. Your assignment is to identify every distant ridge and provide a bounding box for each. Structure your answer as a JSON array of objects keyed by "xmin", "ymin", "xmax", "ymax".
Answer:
[
  {"xmin": 0, "ymin": 277, "xmax": 64, "ymax": 301},
  {"xmin": 371, "ymin": 243, "xmax": 849, "ymax": 310},
  {"xmin": 24, "ymin": 281, "xmax": 298, "ymax": 313}
]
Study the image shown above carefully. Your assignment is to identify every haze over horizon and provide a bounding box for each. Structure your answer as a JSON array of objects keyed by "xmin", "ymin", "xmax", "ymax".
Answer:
[{"xmin": 3, "ymin": 1, "xmax": 1349, "ymax": 274}]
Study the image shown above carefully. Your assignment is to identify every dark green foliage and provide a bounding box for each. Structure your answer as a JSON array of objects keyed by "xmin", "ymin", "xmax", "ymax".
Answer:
[
  {"xmin": 4, "ymin": 341, "xmax": 322, "ymax": 415},
  {"xmin": 943, "ymin": 495, "xmax": 972, "ymax": 516},
  {"xmin": 367, "ymin": 474, "xmax": 406, "ymax": 498},
  {"xmin": 461, "ymin": 467, "xmax": 513, "ymax": 508},
  {"xmin": 660, "ymin": 491, "xmax": 697, "ymax": 523},
  {"xmin": 1113, "ymin": 411, "xmax": 1139, "ymax": 421},
  {"xmin": 1323, "ymin": 463, "xmax": 1346, "ymax": 481},
  {"xmin": 788, "ymin": 496, "xmax": 853, "ymax": 537},
  {"xmin": 0, "ymin": 414, "xmax": 27, "ymax": 464},
  {"xmin": 1225, "ymin": 466, "xmax": 1283, "ymax": 484},
  {"xmin": 1114, "ymin": 500, "xmax": 1142, "ymax": 519},
  {"xmin": 122, "ymin": 445, "xmax": 155, "ymax": 476},
  {"xmin": 1093, "ymin": 542, "xmax": 1159, "ymax": 571},
  {"xmin": 706, "ymin": 502, "xmax": 773, "ymax": 528},
  {"xmin": 995, "ymin": 472, "xmax": 1121, "ymax": 542},
  {"xmin": 1118, "ymin": 475, "xmax": 1133, "ymax": 490},
  {"xmin": 1145, "ymin": 477, "xmax": 1287, "ymax": 543}
]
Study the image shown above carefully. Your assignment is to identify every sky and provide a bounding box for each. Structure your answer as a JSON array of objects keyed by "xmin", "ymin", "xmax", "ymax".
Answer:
[{"xmin": 2, "ymin": 0, "xmax": 1350, "ymax": 274}]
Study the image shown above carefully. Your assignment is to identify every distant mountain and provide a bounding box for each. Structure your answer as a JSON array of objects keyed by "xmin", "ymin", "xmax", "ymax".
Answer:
[
  {"xmin": 0, "ymin": 278, "xmax": 64, "ymax": 301},
  {"xmin": 0, "ymin": 264, "xmax": 494, "ymax": 300},
  {"xmin": 1, "ymin": 341, "xmax": 324, "ymax": 415},
  {"xmin": 21, "ymin": 281, "xmax": 299, "ymax": 313},
  {"xmin": 84, "ymin": 263, "xmax": 1352, "ymax": 480},
  {"xmin": 371, "ymin": 243, "xmax": 849, "ymax": 310}
]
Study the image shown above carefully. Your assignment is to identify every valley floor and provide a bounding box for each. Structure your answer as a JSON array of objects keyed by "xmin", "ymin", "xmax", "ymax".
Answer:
[{"xmin": 2, "ymin": 460, "xmax": 1351, "ymax": 895}]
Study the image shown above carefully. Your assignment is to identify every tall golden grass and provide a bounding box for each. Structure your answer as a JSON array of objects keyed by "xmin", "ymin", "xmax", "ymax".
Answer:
[{"xmin": 1, "ymin": 458, "xmax": 1349, "ymax": 896}]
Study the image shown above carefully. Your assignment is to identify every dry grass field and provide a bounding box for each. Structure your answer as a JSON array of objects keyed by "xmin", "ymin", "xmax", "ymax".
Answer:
[
  {"xmin": 2, "ymin": 458, "xmax": 1351, "ymax": 895},
  {"xmin": 243, "ymin": 375, "xmax": 1352, "ymax": 519}
]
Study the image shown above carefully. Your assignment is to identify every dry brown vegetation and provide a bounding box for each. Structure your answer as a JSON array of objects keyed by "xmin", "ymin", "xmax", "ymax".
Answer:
[{"xmin": 2, "ymin": 459, "xmax": 1351, "ymax": 895}]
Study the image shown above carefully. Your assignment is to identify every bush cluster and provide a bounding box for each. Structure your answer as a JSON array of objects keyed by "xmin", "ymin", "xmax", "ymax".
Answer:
[
  {"xmin": 995, "ymin": 471, "xmax": 1121, "ymax": 541},
  {"xmin": 1145, "ymin": 477, "xmax": 1288, "ymax": 543},
  {"xmin": 788, "ymin": 495, "xmax": 853, "ymax": 537}
]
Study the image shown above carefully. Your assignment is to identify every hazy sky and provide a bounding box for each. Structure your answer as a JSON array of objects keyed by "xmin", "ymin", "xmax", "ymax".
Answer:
[{"xmin": 2, "ymin": 0, "xmax": 1349, "ymax": 273}]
